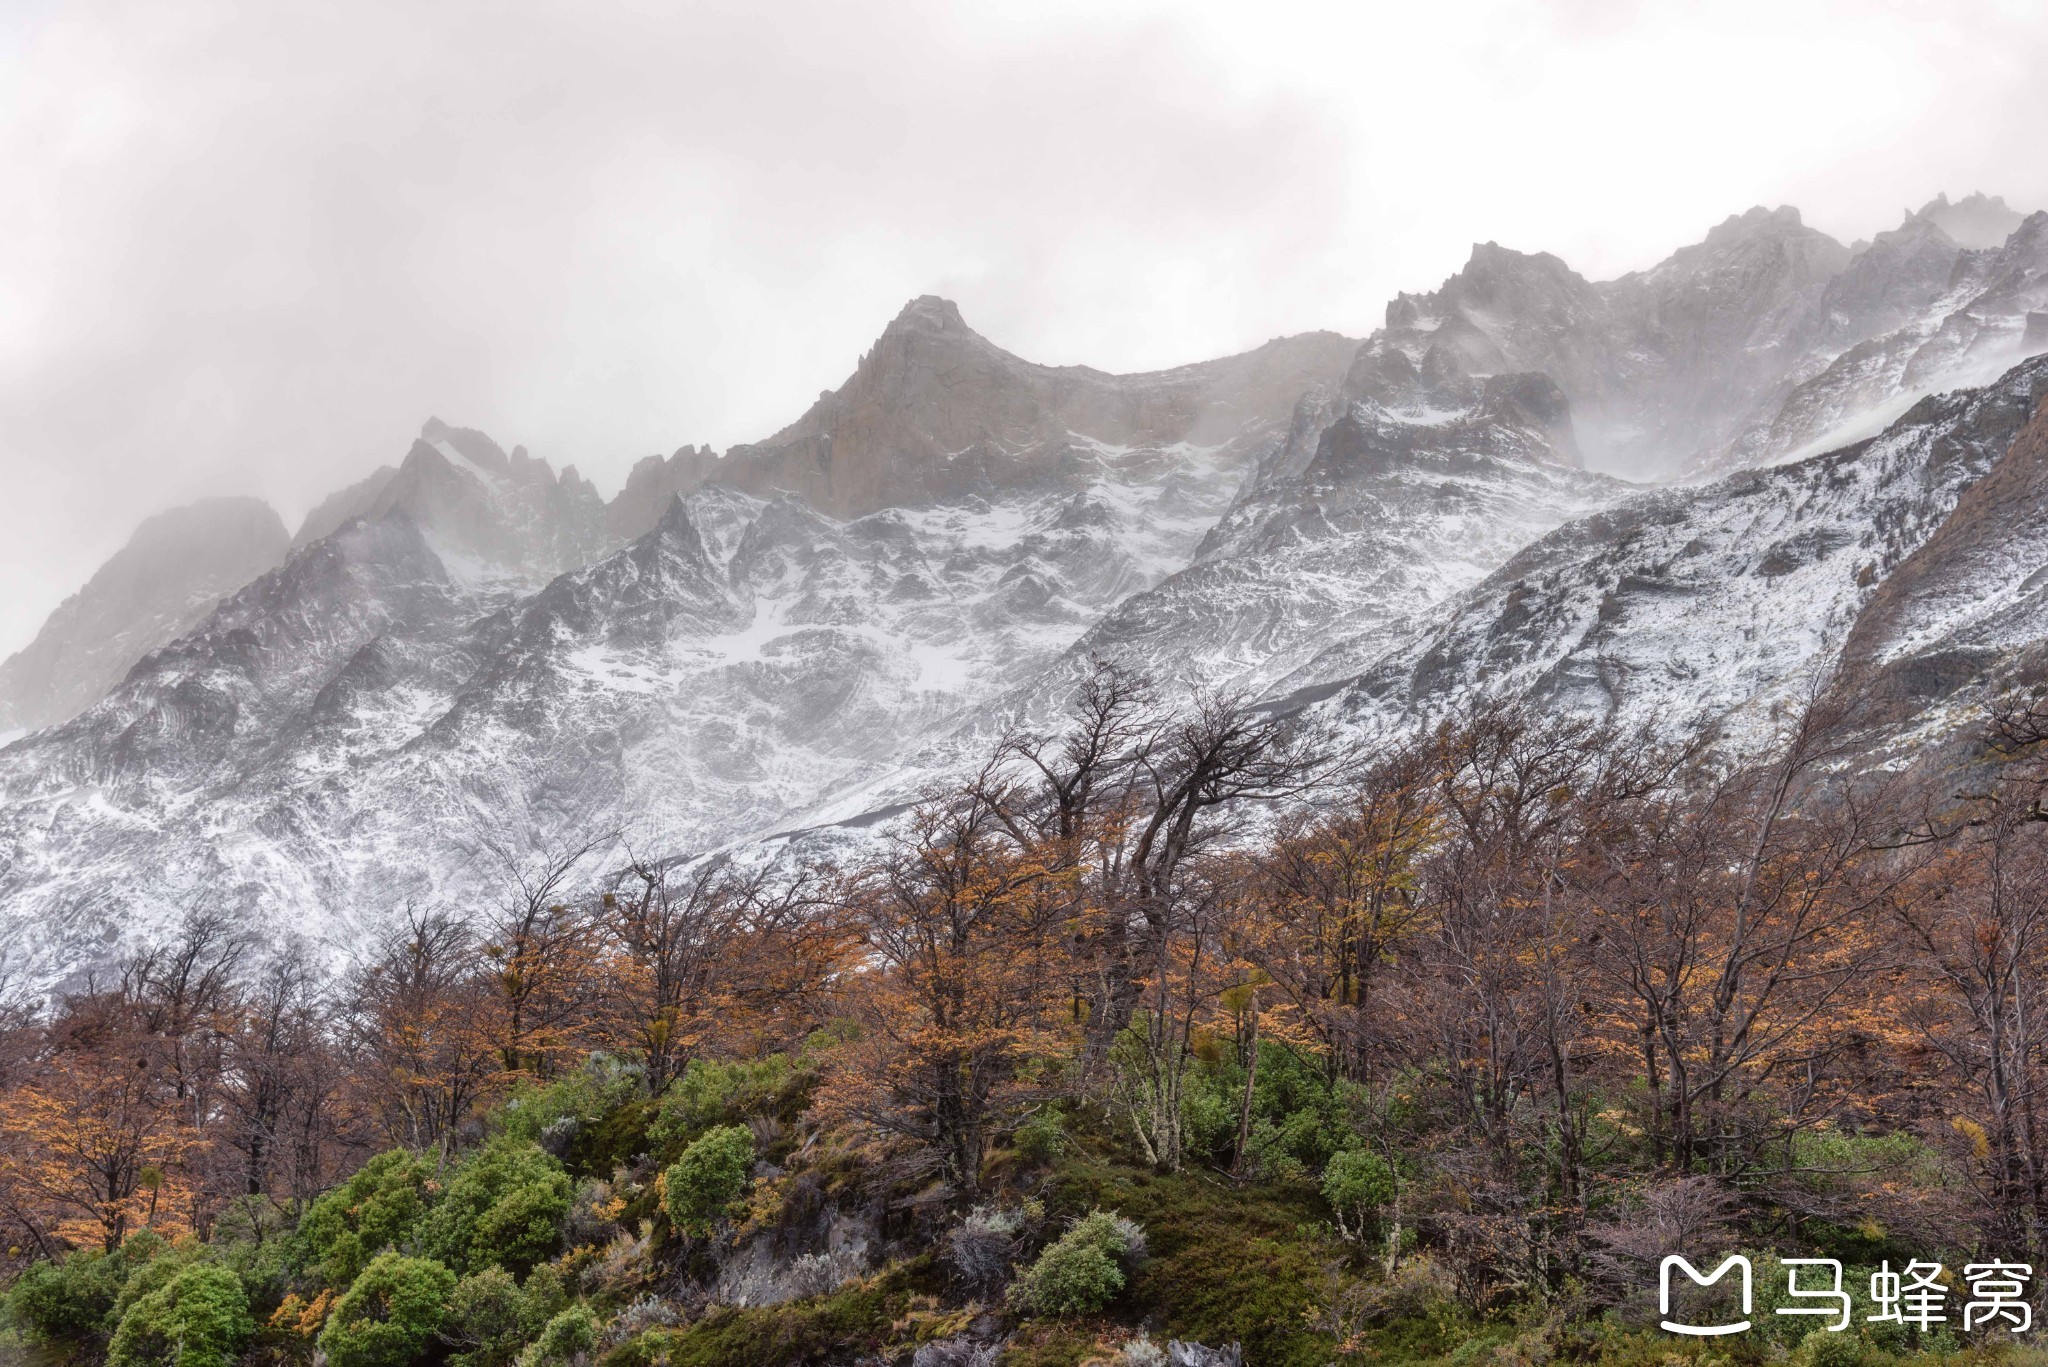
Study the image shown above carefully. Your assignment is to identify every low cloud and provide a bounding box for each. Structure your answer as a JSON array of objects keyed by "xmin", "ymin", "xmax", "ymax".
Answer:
[{"xmin": 2, "ymin": 0, "xmax": 2044, "ymax": 652}]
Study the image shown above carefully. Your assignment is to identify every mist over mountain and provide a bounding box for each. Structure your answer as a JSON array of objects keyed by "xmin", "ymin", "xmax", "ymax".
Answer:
[
  {"xmin": 0, "ymin": 498, "xmax": 290, "ymax": 738},
  {"xmin": 4, "ymin": 194, "xmax": 2048, "ymax": 979}
]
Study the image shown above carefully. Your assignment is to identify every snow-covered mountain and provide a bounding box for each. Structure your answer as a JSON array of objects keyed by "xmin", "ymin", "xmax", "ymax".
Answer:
[
  {"xmin": 7, "ymin": 196, "xmax": 2048, "ymax": 980},
  {"xmin": 1342, "ymin": 193, "xmax": 2045, "ymax": 483},
  {"xmin": 1712, "ymin": 200, "xmax": 2048, "ymax": 475},
  {"xmin": 1829, "ymin": 371, "xmax": 2048, "ymax": 756},
  {"xmin": 0, "ymin": 303, "xmax": 1357, "ymax": 969},
  {"xmin": 0, "ymin": 498, "xmax": 290, "ymax": 738},
  {"xmin": 295, "ymin": 417, "xmax": 615, "ymax": 585},
  {"xmin": 785, "ymin": 342, "xmax": 1629, "ymax": 830},
  {"xmin": 1396, "ymin": 204, "xmax": 1850, "ymax": 478},
  {"xmin": 1300, "ymin": 354, "xmax": 2048, "ymax": 756}
]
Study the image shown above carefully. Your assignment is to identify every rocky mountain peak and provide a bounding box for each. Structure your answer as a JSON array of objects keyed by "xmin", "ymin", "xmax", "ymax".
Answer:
[
  {"xmin": 650, "ymin": 491, "xmax": 714, "ymax": 564},
  {"xmin": 2001, "ymin": 209, "xmax": 2048, "ymax": 257},
  {"xmin": 607, "ymin": 444, "xmax": 723, "ymax": 540},
  {"xmin": 879, "ymin": 293, "xmax": 970, "ymax": 339},
  {"xmin": 289, "ymin": 420, "xmax": 614, "ymax": 589},
  {"xmin": 1912, "ymin": 191, "xmax": 2027, "ymax": 249},
  {"xmin": 1702, "ymin": 203, "xmax": 1810, "ymax": 246},
  {"xmin": 419, "ymin": 416, "xmax": 513, "ymax": 476},
  {"xmin": 718, "ymin": 298, "xmax": 1357, "ymax": 518},
  {"xmin": 1447, "ymin": 242, "xmax": 1591, "ymax": 309}
]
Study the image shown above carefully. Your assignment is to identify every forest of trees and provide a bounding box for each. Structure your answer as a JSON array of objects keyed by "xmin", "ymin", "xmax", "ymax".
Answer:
[{"xmin": 3, "ymin": 663, "xmax": 2048, "ymax": 1367}]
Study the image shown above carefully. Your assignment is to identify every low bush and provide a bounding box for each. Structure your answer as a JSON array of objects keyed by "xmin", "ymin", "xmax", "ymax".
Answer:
[
  {"xmin": 517, "ymin": 1305, "xmax": 598, "ymax": 1367},
  {"xmin": 104, "ymin": 1264, "xmax": 255, "ymax": 1367},
  {"xmin": 444, "ymin": 1267, "xmax": 531, "ymax": 1367},
  {"xmin": 1008, "ymin": 1209, "xmax": 1146, "ymax": 1318},
  {"xmin": 944, "ymin": 1205, "xmax": 1027, "ymax": 1292},
  {"xmin": 661, "ymin": 1124, "xmax": 754, "ymax": 1237},
  {"xmin": 296, "ymin": 1148, "xmax": 434, "ymax": 1286},
  {"xmin": 316, "ymin": 1252, "xmax": 457, "ymax": 1367},
  {"xmin": 422, "ymin": 1141, "xmax": 574, "ymax": 1276},
  {"xmin": 648, "ymin": 1057, "xmax": 806, "ymax": 1160},
  {"xmin": 1321, "ymin": 1148, "xmax": 1396, "ymax": 1242},
  {"xmin": 1802, "ymin": 1327, "xmax": 1868, "ymax": 1367},
  {"xmin": 3, "ymin": 1230, "xmax": 168, "ymax": 1347}
]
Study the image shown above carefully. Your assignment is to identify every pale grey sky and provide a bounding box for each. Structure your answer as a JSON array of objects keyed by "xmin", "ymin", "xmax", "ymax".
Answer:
[{"xmin": 3, "ymin": 0, "xmax": 2046, "ymax": 655}]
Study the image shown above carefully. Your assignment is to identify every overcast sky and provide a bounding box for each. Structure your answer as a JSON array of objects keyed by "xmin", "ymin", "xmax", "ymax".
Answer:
[{"xmin": 2, "ymin": 0, "xmax": 2045, "ymax": 656}]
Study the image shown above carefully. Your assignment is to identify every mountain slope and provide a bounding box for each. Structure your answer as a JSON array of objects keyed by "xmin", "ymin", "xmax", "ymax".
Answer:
[
  {"xmin": 1711, "ymin": 207, "xmax": 2048, "ymax": 474},
  {"xmin": 0, "ymin": 498, "xmax": 290, "ymax": 737},
  {"xmin": 766, "ymin": 352, "xmax": 1624, "ymax": 834},
  {"xmin": 1828, "ymin": 384, "xmax": 2048, "ymax": 747},
  {"xmin": 1305, "ymin": 354, "xmax": 2048, "ymax": 753}
]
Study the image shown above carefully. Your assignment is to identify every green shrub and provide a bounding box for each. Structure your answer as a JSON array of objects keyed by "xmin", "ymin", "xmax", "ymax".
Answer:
[
  {"xmin": 1170, "ymin": 1039, "xmax": 1364, "ymax": 1175},
  {"xmin": 494, "ymin": 1055, "xmax": 647, "ymax": 1169},
  {"xmin": 1801, "ymin": 1328, "xmax": 1866, "ymax": 1367},
  {"xmin": 1012, "ymin": 1108, "xmax": 1068, "ymax": 1164},
  {"xmin": 1321, "ymin": 1148, "xmax": 1396, "ymax": 1241},
  {"xmin": 6, "ymin": 1258, "xmax": 119, "ymax": 1344},
  {"xmin": 317, "ymin": 1252, "xmax": 457, "ymax": 1367},
  {"xmin": 443, "ymin": 1268, "xmax": 531, "ymax": 1367},
  {"xmin": 109, "ymin": 1243, "xmax": 203, "ymax": 1331},
  {"xmin": 105, "ymin": 1264, "xmax": 255, "ymax": 1367},
  {"xmin": 5, "ymin": 1232, "xmax": 167, "ymax": 1344},
  {"xmin": 648, "ymin": 1057, "xmax": 800, "ymax": 1157},
  {"xmin": 1009, "ymin": 1209, "xmax": 1147, "ymax": 1318},
  {"xmin": 206, "ymin": 1199, "xmax": 296, "ymax": 1307},
  {"xmin": 422, "ymin": 1141, "xmax": 574, "ymax": 1276},
  {"xmin": 1178, "ymin": 1067, "xmax": 1239, "ymax": 1162},
  {"xmin": 519, "ymin": 1263, "xmax": 571, "ymax": 1333},
  {"xmin": 516, "ymin": 1305, "xmax": 597, "ymax": 1367},
  {"xmin": 661, "ymin": 1124, "xmax": 754, "ymax": 1237},
  {"xmin": 296, "ymin": 1148, "xmax": 433, "ymax": 1286}
]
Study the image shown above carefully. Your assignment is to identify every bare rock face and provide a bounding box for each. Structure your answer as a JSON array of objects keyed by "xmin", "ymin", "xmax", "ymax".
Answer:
[
  {"xmin": 716, "ymin": 296, "xmax": 1361, "ymax": 517},
  {"xmin": 0, "ymin": 497, "xmax": 290, "ymax": 736},
  {"xmin": 1832, "ymin": 379, "xmax": 2048, "ymax": 727},
  {"xmin": 607, "ymin": 444, "xmax": 720, "ymax": 540}
]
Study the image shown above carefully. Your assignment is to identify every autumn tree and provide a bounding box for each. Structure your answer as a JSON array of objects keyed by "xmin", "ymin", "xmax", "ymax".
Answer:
[
  {"xmin": 1577, "ymin": 690, "xmax": 1893, "ymax": 1176},
  {"xmin": 0, "ymin": 975, "xmax": 192, "ymax": 1251},
  {"xmin": 819, "ymin": 775, "xmax": 1071, "ymax": 1195},
  {"xmin": 1251, "ymin": 740, "xmax": 1439, "ymax": 1082},
  {"xmin": 340, "ymin": 906, "xmax": 500, "ymax": 1159},
  {"xmin": 1891, "ymin": 701, "xmax": 2048, "ymax": 1259},
  {"xmin": 479, "ymin": 838, "xmax": 610, "ymax": 1078},
  {"xmin": 210, "ymin": 949, "xmax": 344, "ymax": 1209},
  {"xmin": 599, "ymin": 854, "xmax": 832, "ymax": 1094}
]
